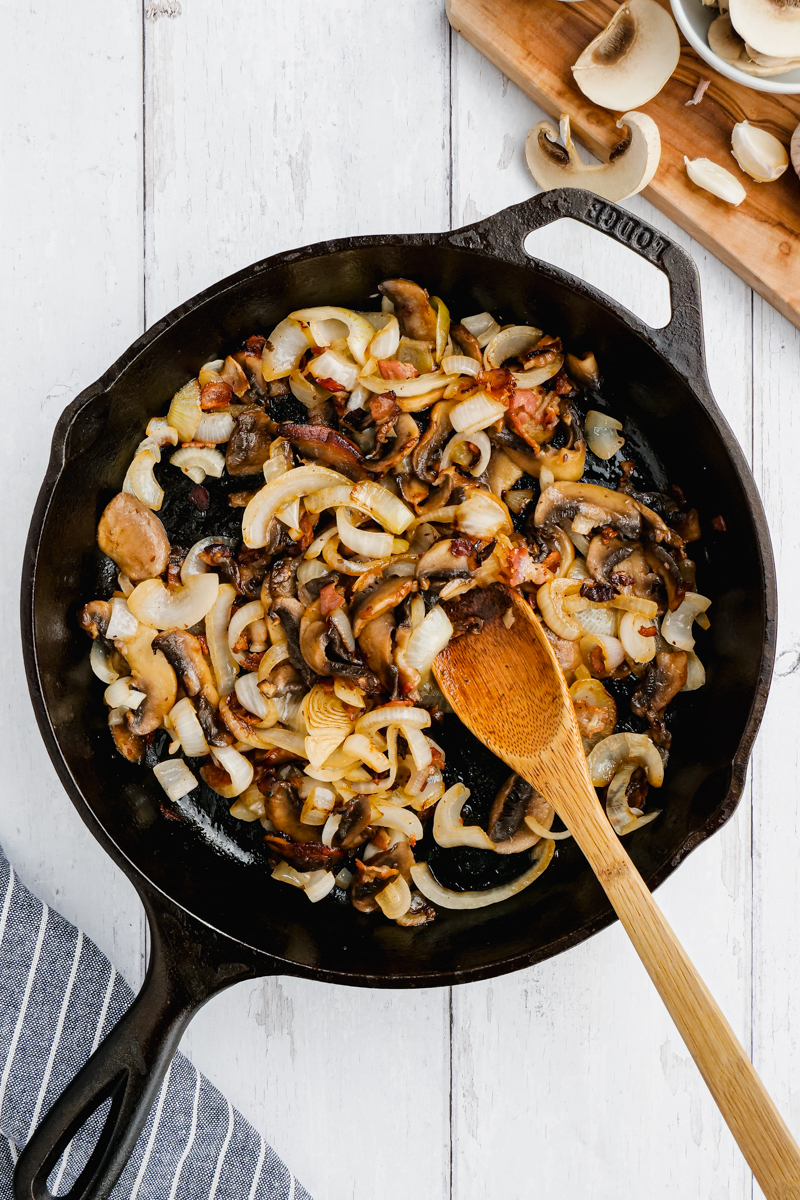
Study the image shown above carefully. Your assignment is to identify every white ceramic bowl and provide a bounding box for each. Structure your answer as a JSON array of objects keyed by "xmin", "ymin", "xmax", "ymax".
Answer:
[{"xmin": 670, "ymin": 0, "xmax": 800, "ymax": 94}]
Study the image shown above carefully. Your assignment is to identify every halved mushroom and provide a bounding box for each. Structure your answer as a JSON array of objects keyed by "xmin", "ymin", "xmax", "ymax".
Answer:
[
  {"xmin": 225, "ymin": 409, "xmax": 279, "ymax": 476},
  {"xmin": 526, "ymin": 112, "xmax": 661, "ymax": 202},
  {"xmin": 299, "ymin": 598, "xmax": 373, "ymax": 682},
  {"xmin": 279, "ymin": 424, "xmax": 370, "ymax": 482},
  {"xmin": 152, "ymin": 629, "xmax": 219, "ymax": 706},
  {"xmin": 97, "ymin": 493, "xmax": 171, "ymax": 582},
  {"xmin": 333, "ymin": 795, "xmax": 375, "ymax": 850},
  {"xmin": 116, "ymin": 624, "xmax": 177, "ymax": 736},
  {"xmin": 487, "ymin": 774, "xmax": 554, "ymax": 854},
  {"xmin": 412, "ymin": 400, "xmax": 454, "ymax": 483},
  {"xmin": 357, "ymin": 608, "xmax": 398, "ymax": 695},
  {"xmin": 571, "ymin": 0, "xmax": 680, "ymax": 110},
  {"xmin": 273, "ymin": 596, "xmax": 316, "ymax": 689},
  {"xmin": 260, "ymin": 778, "xmax": 323, "ymax": 843},
  {"xmin": 644, "ymin": 545, "xmax": 686, "ymax": 612},
  {"xmin": 728, "ymin": 0, "xmax": 800, "ymax": 58},
  {"xmin": 378, "ymin": 279, "xmax": 438, "ymax": 342},
  {"xmin": 586, "ymin": 533, "xmax": 636, "ymax": 583}
]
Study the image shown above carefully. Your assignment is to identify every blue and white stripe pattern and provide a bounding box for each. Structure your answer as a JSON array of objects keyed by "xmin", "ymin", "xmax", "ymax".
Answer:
[{"xmin": 0, "ymin": 846, "xmax": 311, "ymax": 1200}]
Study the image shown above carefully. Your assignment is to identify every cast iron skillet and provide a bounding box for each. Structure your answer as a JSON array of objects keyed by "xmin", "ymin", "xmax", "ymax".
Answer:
[{"xmin": 17, "ymin": 189, "xmax": 775, "ymax": 1200}]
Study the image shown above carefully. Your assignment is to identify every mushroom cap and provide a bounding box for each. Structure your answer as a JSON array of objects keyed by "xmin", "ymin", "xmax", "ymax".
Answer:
[
  {"xmin": 525, "ymin": 111, "xmax": 661, "ymax": 203},
  {"xmin": 571, "ymin": 0, "xmax": 680, "ymax": 110},
  {"xmin": 728, "ymin": 0, "xmax": 800, "ymax": 58}
]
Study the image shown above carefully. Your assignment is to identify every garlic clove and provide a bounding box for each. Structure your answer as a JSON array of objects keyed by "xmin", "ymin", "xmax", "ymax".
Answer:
[
  {"xmin": 684, "ymin": 156, "xmax": 747, "ymax": 205},
  {"xmin": 731, "ymin": 121, "xmax": 788, "ymax": 183}
]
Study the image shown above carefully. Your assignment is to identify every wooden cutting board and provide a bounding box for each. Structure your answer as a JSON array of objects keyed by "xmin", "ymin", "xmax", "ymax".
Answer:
[{"xmin": 447, "ymin": 0, "xmax": 800, "ymax": 330}]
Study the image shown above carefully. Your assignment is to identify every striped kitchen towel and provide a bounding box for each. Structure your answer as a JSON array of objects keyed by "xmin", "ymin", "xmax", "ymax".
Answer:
[{"xmin": 0, "ymin": 845, "xmax": 311, "ymax": 1200}]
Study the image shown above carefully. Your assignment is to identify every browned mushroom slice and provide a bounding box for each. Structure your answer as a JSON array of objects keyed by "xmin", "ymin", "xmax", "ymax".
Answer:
[
  {"xmin": 265, "ymin": 557, "xmax": 298, "ymax": 603},
  {"xmin": 644, "ymin": 545, "xmax": 686, "ymax": 612},
  {"xmin": 152, "ymin": 629, "xmax": 219, "ymax": 705},
  {"xmin": 631, "ymin": 649, "xmax": 688, "ymax": 748},
  {"xmin": 416, "ymin": 538, "xmax": 473, "ymax": 586},
  {"xmin": 366, "ymin": 413, "xmax": 420, "ymax": 473},
  {"xmin": 226, "ymin": 408, "xmax": 279, "ymax": 476},
  {"xmin": 263, "ymin": 836, "xmax": 342, "ymax": 871},
  {"xmin": 117, "ymin": 625, "xmax": 177, "ymax": 736},
  {"xmin": 78, "ymin": 600, "xmax": 112, "ymax": 639},
  {"xmin": 395, "ymin": 891, "xmax": 437, "ymax": 926},
  {"xmin": 442, "ymin": 582, "xmax": 511, "ymax": 636},
  {"xmin": 586, "ymin": 534, "xmax": 637, "ymax": 583},
  {"xmin": 260, "ymin": 779, "xmax": 323, "ymax": 843},
  {"xmin": 272, "ymin": 597, "xmax": 317, "ymax": 688},
  {"xmin": 333, "ymin": 795, "xmax": 374, "ymax": 850},
  {"xmin": 534, "ymin": 481, "xmax": 643, "ymax": 541},
  {"xmin": 357, "ymin": 608, "xmax": 398, "ymax": 695},
  {"xmin": 350, "ymin": 860, "xmax": 400, "ymax": 913},
  {"xmin": 412, "ymin": 400, "xmax": 453, "ymax": 483},
  {"xmin": 451, "ymin": 322, "xmax": 482, "ymax": 362},
  {"xmin": 488, "ymin": 774, "xmax": 554, "ymax": 854},
  {"xmin": 298, "ymin": 598, "xmax": 373, "ymax": 683},
  {"xmin": 352, "ymin": 576, "xmax": 418, "ymax": 637},
  {"xmin": 378, "ymin": 279, "xmax": 438, "ymax": 342},
  {"xmin": 109, "ymin": 712, "xmax": 147, "ymax": 765},
  {"xmin": 97, "ymin": 493, "xmax": 171, "ymax": 582},
  {"xmin": 279, "ymin": 423, "xmax": 370, "ymax": 481},
  {"xmin": 541, "ymin": 624, "xmax": 582, "ymax": 680},
  {"xmin": 195, "ymin": 694, "xmax": 234, "ymax": 747}
]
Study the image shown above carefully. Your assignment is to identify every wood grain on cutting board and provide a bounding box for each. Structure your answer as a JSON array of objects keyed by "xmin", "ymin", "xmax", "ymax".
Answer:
[{"xmin": 447, "ymin": 0, "xmax": 800, "ymax": 330}]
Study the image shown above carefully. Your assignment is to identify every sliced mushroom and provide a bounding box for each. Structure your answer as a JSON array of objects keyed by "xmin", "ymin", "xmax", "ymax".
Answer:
[
  {"xmin": 225, "ymin": 408, "xmax": 279, "ymax": 476},
  {"xmin": 116, "ymin": 624, "xmax": 177, "ymax": 736},
  {"xmin": 79, "ymin": 600, "xmax": 112, "ymax": 640},
  {"xmin": 728, "ymin": 0, "xmax": 800, "ymax": 58},
  {"xmin": 152, "ymin": 629, "xmax": 219, "ymax": 705},
  {"xmin": 586, "ymin": 534, "xmax": 636, "ymax": 583},
  {"xmin": 266, "ymin": 557, "xmax": 298, "ymax": 602},
  {"xmin": 571, "ymin": 0, "xmax": 680, "ymax": 110},
  {"xmin": 366, "ymin": 413, "xmax": 420, "ymax": 474},
  {"xmin": 333, "ymin": 795, "xmax": 374, "ymax": 850},
  {"xmin": 352, "ymin": 576, "xmax": 418, "ymax": 637},
  {"xmin": 350, "ymin": 859, "xmax": 400, "ymax": 913},
  {"xmin": 412, "ymin": 400, "xmax": 454, "ymax": 483},
  {"xmin": 535, "ymin": 482, "xmax": 643, "ymax": 540},
  {"xmin": 487, "ymin": 774, "xmax": 554, "ymax": 854},
  {"xmin": 450, "ymin": 322, "xmax": 482, "ymax": 362},
  {"xmin": 526, "ymin": 112, "xmax": 661, "ymax": 202},
  {"xmin": 357, "ymin": 608, "xmax": 398, "ymax": 695},
  {"xmin": 378, "ymin": 279, "xmax": 437, "ymax": 342},
  {"xmin": 97, "ymin": 493, "xmax": 171, "ymax": 582},
  {"xmin": 263, "ymin": 836, "xmax": 341, "ymax": 872},
  {"xmin": 273, "ymin": 596, "xmax": 316, "ymax": 689},
  {"xmin": 299, "ymin": 598, "xmax": 373, "ymax": 682},
  {"xmin": 260, "ymin": 778, "xmax": 322, "ymax": 843},
  {"xmin": 644, "ymin": 545, "xmax": 686, "ymax": 612},
  {"xmin": 631, "ymin": 649, "xmax": 688, "ymax": 747},
  {"xmin": 109, "ymin": 713, "xmax": 147, "ymax": 765},
  {"xmin": 416, "ymin": 538, "xmax": 473, "ymax": 586},
  {"xmin": 395, "ymin": 891, "xmax": 437, "ymax": 926},
  {"xmin": 279, "ymin": 423, "xmax": 370, "ymax": 481}
]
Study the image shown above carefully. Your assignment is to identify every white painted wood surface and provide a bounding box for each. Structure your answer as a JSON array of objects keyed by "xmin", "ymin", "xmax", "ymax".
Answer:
[{"xmin": 0, "ymin": 3, "xmax": 796, "ymax": 1197}]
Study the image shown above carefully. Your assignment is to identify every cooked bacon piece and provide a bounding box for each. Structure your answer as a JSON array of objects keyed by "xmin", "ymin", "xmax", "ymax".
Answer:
[
  {"xmin": 319, "ymin": 582, "xmax": 345, "ymax": 616},
  {"xmin": 369, "ymin": 393, "xmax": 401, "ymax": 423},
  {"xmin": 350, "ymin": 859, "xmax": 399, "ymax": 913},
  {"xmin": 481, "ymin": 367, "xmax": 516, "ymax": 406},
  {"xmin": 200, "ymin": 380, "xmax": 233, "ymax": 410},
  {"xmin": 507, "ymin": 387, "xmax": 559, "ymax": 449},
  {"xmin": 378, "ymin": 360, "xmax": 418, "ymax": 380},
  {"xmin": 315, "ymin": 376, "xmax": 349, "ymax": 394}
]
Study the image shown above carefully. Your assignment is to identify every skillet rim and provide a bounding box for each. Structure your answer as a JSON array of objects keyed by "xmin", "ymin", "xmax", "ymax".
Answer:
[{"xmin": 20, "ymin": 193, "xmax": 777, "ymax": 988}]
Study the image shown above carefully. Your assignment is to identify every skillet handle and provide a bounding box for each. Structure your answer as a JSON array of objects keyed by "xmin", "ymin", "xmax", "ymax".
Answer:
[
  {"xmin": 14, "ymin": 889, "xmax": 258, "ymax": 1200},
  {"xmin": 454, "ymin": 188, "xmax": 706, "ymax": 382}
]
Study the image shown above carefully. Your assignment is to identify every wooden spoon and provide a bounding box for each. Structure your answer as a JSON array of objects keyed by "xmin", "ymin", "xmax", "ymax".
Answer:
[{"xmin": 434, "ymin": 589, "xmax": 800, "ymax": 1199}]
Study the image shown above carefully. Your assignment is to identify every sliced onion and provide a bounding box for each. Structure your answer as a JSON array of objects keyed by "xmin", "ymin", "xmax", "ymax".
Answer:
[
  {"xmin": 195, "ymin": 412, "xmax": 235, "ymax": 444},
  {"xmin": 411, "ymin": 838, "xmax": 554, "ymax": 909},
  {"xmin": 146, "ymin": 416, "xmax": 179, "ymax": 447},
  {"xmin": 373, "ymin": 805, "xmax": 424, "ymax": 843},
  {"xmin": 322, "ymin": 812, "xmax": 343, "ymax": 846},
  {"xmin": 169, "ymin": 697, "xmax": 210, "ymax": 757},
  {"xmin": 356, "ymin": 706, "xmax": 429, "ymax": 739},
  {"xmin": 433, "ymin": 782, "xmax": 494, "ymax": 849},
  {"xmin": 206, "ymin": 582, "xmax": 239, "ymax": 698},
  {"xmin": 577, "ymin": 606, "xmax": 618, "ymax": 638},
  {"xmin": 242, "ymin": 465, "xmax": 352, "ymax": 549},
  {"xmin": 304, "ymin": 486, "xmax": 352, "ymax": 514},
  {"xmin": 276, "ymin": 497, "xmax": 302, "ymax": 532},
  {"xmin": 441, "ymin": 354, "xmax": 481, "ymax": 377},
  {"xmin": 606, "ymin": 761, "xmax": 661, "ymax": 837},
  {"xmin": 619, "ymin": 611, "xmax": 657, "ymax": 664},
  {"xmin": 296, "ymin": 559, "xmax": 329, "ymax": 588},
  {"xmin": 289, "ymin": 369, "xmax": 325, "ymax": 409},
  {"xmin": 681, "ymin": 652, "xmax": 706, "ymax": 692},
  {"xmin": 263, "ymin": 437, "xmax": 294, "ymax": 484},
  {"xmin": 104, "ymin": 676, "xmax": 145, "ymax": 710},
  {"xmin": 181, "ymin": 535, "xmax": 237, "ymax": 584},
  {"xmin": 349, "ymin": 481, "xmax": 414, "ymax": 534},
  {"xmin": 90, "ymin": 639, "xmax": 119, "ymax": 684},
  {"xmin": 235, "ymin": 672, "xmax": 272, "ymax": 719},
  {"xmin": 123, "ymin": 447, "xmax": 163, "ymax": 511},
  {"xmin": 337, "ymin": 508, "xmax": 393, "ymax": 558},
  {"xmin": 272, "ymin": 860, "xmax": 311, "ymax": 888},
  {"xmin": 257, "ymin": 642, "xmax": 290, "ymax": 681},
  {"xmin": 359, "ymin": 371, "xmax": 457, "ymax": 398},
  {"xmin": 128, "ymin": 573, "xmax": 219, "ymax": 631},
  {"xmin": 170, "ymin": 447, "xmax": 225, "ymax": 485},
  {"xmin": 401, "ymin": 725, "xmax": 433, "ymax": 772},
  {"xmin": 300, "ymin": 786, "xmax": 336, "ymax": 826},
  {"xmin": 211, "ymin": 745, "xmax": 254, "ymax": 796},
  {"xmin": 154, "ymin": 758, "xmax": 197, "ymax": 802},
  {"xmin": 328, "ymin": 606, "xmax": 356, "ymax": 652},
  {"xmin": 484, "ymin": 325, "xmax": 542, "ymax": 369},
  {"xmin": 304, "ymin": 871, "xmax": 337, "ymax": 903},
  {"xmin": 227, "ymin": 600, "xmax": 265, "ymax": 665},
  {"xmin": 661, "ymin": 592, "xmax": 711, "ymax": 652},
  {"xmin": 375, "ymin": 874, "xmax": 412, "ymax": 919},
  {"xmin": 289, "ymin": 306, "xmax": 375, "ymax": 366},
  {"xmin": 588, "ymin": 732, "xmax": 664, "ymax": 788},
  {"xmin": 581, "ymin": 632, "xmax": 625, "ymax": 673},
  {"xmin": 106, "ymin": 597, "xmax": 139, "ymax": 641},
  {"xmin": 512, "ymin": 359, "xmax": 563, "ymax": 387},
  {"xmin": 309, "ymin": 348, "xmax": 359, "ymax": 391},
  {"xmin": 261, "ymin": 317, "xmax": 310, "ymax": 381},
  {"xmin": 167, "ymin": 379, "xmax": 202, "ymax": 441},
  {"xmin": 524, "ymin": 814, "xmax": 572, "ymax": 841},
  {"xmin": 450, "ymin": 393, "xmax": 505, "ymax": 434},
  {"xmin": 341, "ymin": 733, "xmax": 391, "ymax": 772},
  {"xmin": 402, "ymin": 605, "xmax": 453, "ymax": 679},
  {"xmin": 460, "ymin": 312, "xmax": 501, "ymax": 348},
  {"xmin": 117, "ymin": 573, "xmax": 135, "ymax": 596},
  {"xmin": 308, "ymin": 317, "xmax": 350, "ymax": 345},
  {"xmin": 611, "ymin": 594, "xmax": 658, "ymax": 618},
  {"xmin": 440, "ymin": 430, "xmax": 491, "ymax": 477},
  {"xmin": 585, "ymin": 410, "xmax": 625, "ymax": 460},
  {"xmin": 368, "ymin": 315, "xmax": 400, "ymax": 360},
  {"xmin": 455, "ymin": 492, "xmax": 512, "ymax": 539}
]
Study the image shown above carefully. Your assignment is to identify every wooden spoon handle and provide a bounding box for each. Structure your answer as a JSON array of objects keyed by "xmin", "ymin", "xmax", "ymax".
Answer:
[{"xmin": 540, "ymin": 770, "xmax": 800, "ymax": 1200}]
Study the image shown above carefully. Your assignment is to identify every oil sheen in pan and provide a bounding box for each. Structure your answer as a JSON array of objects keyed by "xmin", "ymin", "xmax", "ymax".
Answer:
[{"xmin": 96, "ymin": 386, "xmax": 696, "ymax": 898}]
